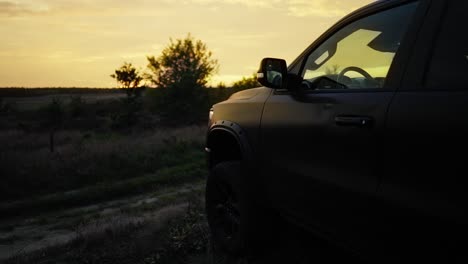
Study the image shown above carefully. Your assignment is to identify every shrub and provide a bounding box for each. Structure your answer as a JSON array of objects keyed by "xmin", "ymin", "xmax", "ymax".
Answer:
[
  {"xmin": 111, "ymin": 96, "xmax": 143, "ymax": 128},
  {"xmin": 145, "ymin": 34, "xmax": 218, "ymax": 124},
  {"xmin": 69, "ymin": 96, "xmax": 86, "ymax": 118}
]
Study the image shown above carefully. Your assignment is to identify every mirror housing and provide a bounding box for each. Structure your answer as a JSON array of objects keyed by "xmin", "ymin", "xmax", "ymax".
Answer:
[{"xmin": 257, "ymin": 58, "xmax": 288, "ymax": 89}]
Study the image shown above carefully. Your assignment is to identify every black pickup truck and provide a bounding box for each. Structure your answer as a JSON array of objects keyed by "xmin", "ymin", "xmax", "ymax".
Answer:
[{"xmin": 205, "ymin": 0, "xmax": 468, "ymax": 263}]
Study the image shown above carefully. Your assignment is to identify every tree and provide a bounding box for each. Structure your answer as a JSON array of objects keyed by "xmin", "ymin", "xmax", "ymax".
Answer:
[
  {"xmin": 325, "ymin": 64, "xmax": 340, "ymax": 75},
  {"xmin": 231, "ymin": 73, "xmax": 260, "ymax": 90},
  {"xmin": 146, "ymin": 34, "xmax": 218, "ymax": 89},
  {"xmin": 216, "ymin": 82, "xmax": 227, "ymax": 89},
  {"xmin": 111, "ymin": 62, "xmax": 144, "ymax": 127},
  {"xmin": 146, "ymin": 34, "xmax": 219, "ymax": 123},
  {"xmin": 111, "ymin": 62, "xmax": 143, "ymax": 97}
]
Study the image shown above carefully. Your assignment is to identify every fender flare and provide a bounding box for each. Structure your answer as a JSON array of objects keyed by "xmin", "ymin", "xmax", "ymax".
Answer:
[{"xmin": 207, "ymin": 120, "xmax": 254, "ymax": 167}]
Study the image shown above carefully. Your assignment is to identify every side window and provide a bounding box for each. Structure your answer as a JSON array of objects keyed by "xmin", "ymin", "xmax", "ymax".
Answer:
[
  {"xmin": 301, "ymin": 2, "xmax": 418, "ymax": 90},
  {"xmin": 426, "ymin": 1, "xmax": 468, "ymax": 90}
]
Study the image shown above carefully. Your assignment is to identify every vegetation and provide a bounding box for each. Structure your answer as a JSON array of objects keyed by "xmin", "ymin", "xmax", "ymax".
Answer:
[
  {"xmin": 144, "ymin": 34, "xmax": 219, "ymax": 124},
  {"xmin": 0, "ymin": 34, "xmax": 266, "ymax": 264},
  {"xmin": 0, "ymin": 126, "xmax": 205, "ymax": 201},
  {"xmin": 3, "ymin": 191, "xmax": 227, "ymax": 264},
  {"xmin": 110, "ymin": 62, "xmax": 144, "ymax": 97},
  {"xmin": 231, "ymin": 73, "xmax": 260, "ymax": 90},
  {"xmin": 146, "ymin": 34, "xmax": 218, "ymax": 89},
  {"xmin": 0, "ymin": 98, "xmax": 17, "ymax": 113},
  {"xmin": 325, "ymin": 64, "xmax": 340, "ymax": 75},
  {"xmin": 106, "ymin": 34, "xmax": 261, "ymax": 125},
  {"xmin": 0, "ymin": 87, "xmax": 250, "ymax": 263},
  {"xmin": 42, "ymin": 97, "xmax": 65, "ymax": 152},
  {"xmin": 0, "ymin": 88, "xmax": 122, "ymax": 97}
]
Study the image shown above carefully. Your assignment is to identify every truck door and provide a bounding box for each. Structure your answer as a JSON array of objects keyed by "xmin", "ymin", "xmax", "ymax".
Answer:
[
  {"xmin": 260, "ymin": 0, "xmax": 422, "ymax": 252},
  {"xmin": 379, "ymin": 0, "xmax": 468, "ymax": 261}
]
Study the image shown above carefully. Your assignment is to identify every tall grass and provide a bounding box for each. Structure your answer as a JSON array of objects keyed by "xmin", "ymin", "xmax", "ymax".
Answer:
[
  {"xmin": 0, "ymin": 126, "xmax": 207, "ymax": 202},
  {"xmin": 4, "ymin": 192, "xmax": 221, "ymax": 264}
]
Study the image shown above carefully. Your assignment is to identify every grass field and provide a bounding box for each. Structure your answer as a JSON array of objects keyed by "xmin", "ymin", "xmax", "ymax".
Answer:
[
  {"xmin": 0, "ymin": 89, "xmax": 230, "ymax": 263},
  {"xmin": 2, "ymin": 93, "xmax": 126, "ymax": 111}
]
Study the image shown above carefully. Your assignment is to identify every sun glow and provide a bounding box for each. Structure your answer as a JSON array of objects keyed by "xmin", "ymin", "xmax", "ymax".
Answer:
[{"xmin": 0, "ymin": 0, "xmax": 374, "ymax": 87}]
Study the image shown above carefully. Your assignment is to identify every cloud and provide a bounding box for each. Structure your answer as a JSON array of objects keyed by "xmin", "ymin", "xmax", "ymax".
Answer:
[
  {"xmin": 1, "ymin": 0, "xmax": 374, "ymax": 19},
  {"xmin": 0, "ymin": 0, "xmax": 377, "ymax": 87},
  {"xmin": 120, "ymin": 52, "xmax": 148, "ymax": 59},
  {"xmin": 188, "ymin": 0, "xmax": 281, "ymax": 8},
  {"xmin": 0, "ymin": 0, "xmax": 173, "ymax": 18},
  {"xmin": 0, "ymin": 1, "xmax": 47, "ymax": 16},
  {"xmin": 188, "ymin": 0, "xmax": 373, "ymax": 17},
  {"xmin": 286, "ymin": 0, "xmax": 374, "ymax": 18},
  {"xmin": 73, "ymin": 56, "xmax": 106, "ymax": 63}
]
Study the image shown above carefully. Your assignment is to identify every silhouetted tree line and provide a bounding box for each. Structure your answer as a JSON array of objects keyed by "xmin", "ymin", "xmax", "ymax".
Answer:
[
  {"xmin": 111, "ymin": 34, "xmax": 261, "ymax": 125},
  {"xmin": 0, "ymin": 88, "xmax": 123, "ymax": 97}
]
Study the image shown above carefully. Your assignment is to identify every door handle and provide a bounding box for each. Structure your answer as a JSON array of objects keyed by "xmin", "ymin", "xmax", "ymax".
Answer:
[{"xmin": 335, "ymin": 115, "xmax": 374, "ymax": 127}]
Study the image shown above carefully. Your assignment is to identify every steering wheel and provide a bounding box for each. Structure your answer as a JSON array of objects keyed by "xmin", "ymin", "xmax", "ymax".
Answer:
[{"xmin": 337, "ymin": 66, "xmax": 378, "ymax": 88}]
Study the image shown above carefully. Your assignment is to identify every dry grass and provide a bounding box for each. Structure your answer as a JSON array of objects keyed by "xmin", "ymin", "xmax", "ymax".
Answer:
[
  {"xmin": 2, "ymin": 93, "xmax": 126, "ymax": 111},
  {"xmin": 3, "ymin": 193, "xmax": 225, "ymax": 264},
  {"xmin": 0, "ymin": 125, "xmax": 207, "ymax": 202},
  {"xmin": 0, "ymin": 90, "xmax": 223, "ymax": 264}
]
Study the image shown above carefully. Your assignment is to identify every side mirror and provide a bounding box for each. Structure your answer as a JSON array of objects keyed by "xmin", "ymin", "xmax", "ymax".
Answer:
[{"xmin": 257, "ymin": 58, "xmax": 288, "ymax": 89}]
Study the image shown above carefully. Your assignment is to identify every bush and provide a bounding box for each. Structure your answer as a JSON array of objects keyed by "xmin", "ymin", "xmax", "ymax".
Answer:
[
  {"xmin": 0, "ymin": 98, "xmax": 17, "ymax": 114},
  {"xmin": 111, "ymin": 96, "xmax": 143, "ymax": 128},
  {"xmin": 145, "ymin": 34, "xmax": 218, "ymax": 124},
  {"xmin": 42, "ymin": 97, "xmax": 65, "ymax": 128},
  {"xmin": 231, "ymin": 73, "xmax": 260, "ymax": 90},
  {"xmin": 69, "ymin": 96, "xmax": 86, "ymax": 118},
  {"xmin": 148, "ymin": 86, "xmax": 208, "ymax": 125}
]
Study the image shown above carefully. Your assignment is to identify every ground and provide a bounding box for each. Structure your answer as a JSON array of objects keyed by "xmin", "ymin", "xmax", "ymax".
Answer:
[
  {"xmin": 1, "ymin": 181, "xmax": 210, "ymax": 264},
  {"xmin": 0, "ymin": 89, "xmax": 214, "ymax": 263},
  {"xmin": 0, "ymin": 89, "xmax": 358, "ymax": 264}
]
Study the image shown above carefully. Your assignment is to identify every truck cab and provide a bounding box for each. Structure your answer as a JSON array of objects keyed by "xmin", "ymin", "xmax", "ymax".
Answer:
[{"xmin": 206, "ymin": 1, "xmax": 468, "ymax": 262}]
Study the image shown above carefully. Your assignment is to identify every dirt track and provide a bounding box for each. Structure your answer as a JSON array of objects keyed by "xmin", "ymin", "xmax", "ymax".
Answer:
[{"xmin": 0, "ymin": 184, "xmax": 202, "ymax": 262}]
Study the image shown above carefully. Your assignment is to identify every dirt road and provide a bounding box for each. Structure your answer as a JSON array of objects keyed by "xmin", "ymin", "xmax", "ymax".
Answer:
[{"xmin": 0, "ymin": 183, "xmax": 204, "ymax": 263}]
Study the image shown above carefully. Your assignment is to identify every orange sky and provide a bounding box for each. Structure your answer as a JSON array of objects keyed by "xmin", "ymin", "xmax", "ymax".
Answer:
[{"xmin": 0, "ymin": 0, "xmax": 374, "ymax": 87}]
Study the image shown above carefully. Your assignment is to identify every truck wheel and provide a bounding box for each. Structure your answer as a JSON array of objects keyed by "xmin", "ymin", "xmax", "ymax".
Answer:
[
  {"xmin": 206, "ymin": 161, "xmax": 243, "ymax": 255},
  {"xmin": 207, "ymin": 160, "xmax": 270, "ymax": 258}
]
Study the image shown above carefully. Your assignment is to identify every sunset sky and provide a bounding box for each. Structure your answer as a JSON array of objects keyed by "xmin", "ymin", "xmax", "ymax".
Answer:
[{"xmin": 0, "ymin": 0, "xmax": 374, "ymax": 88}]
